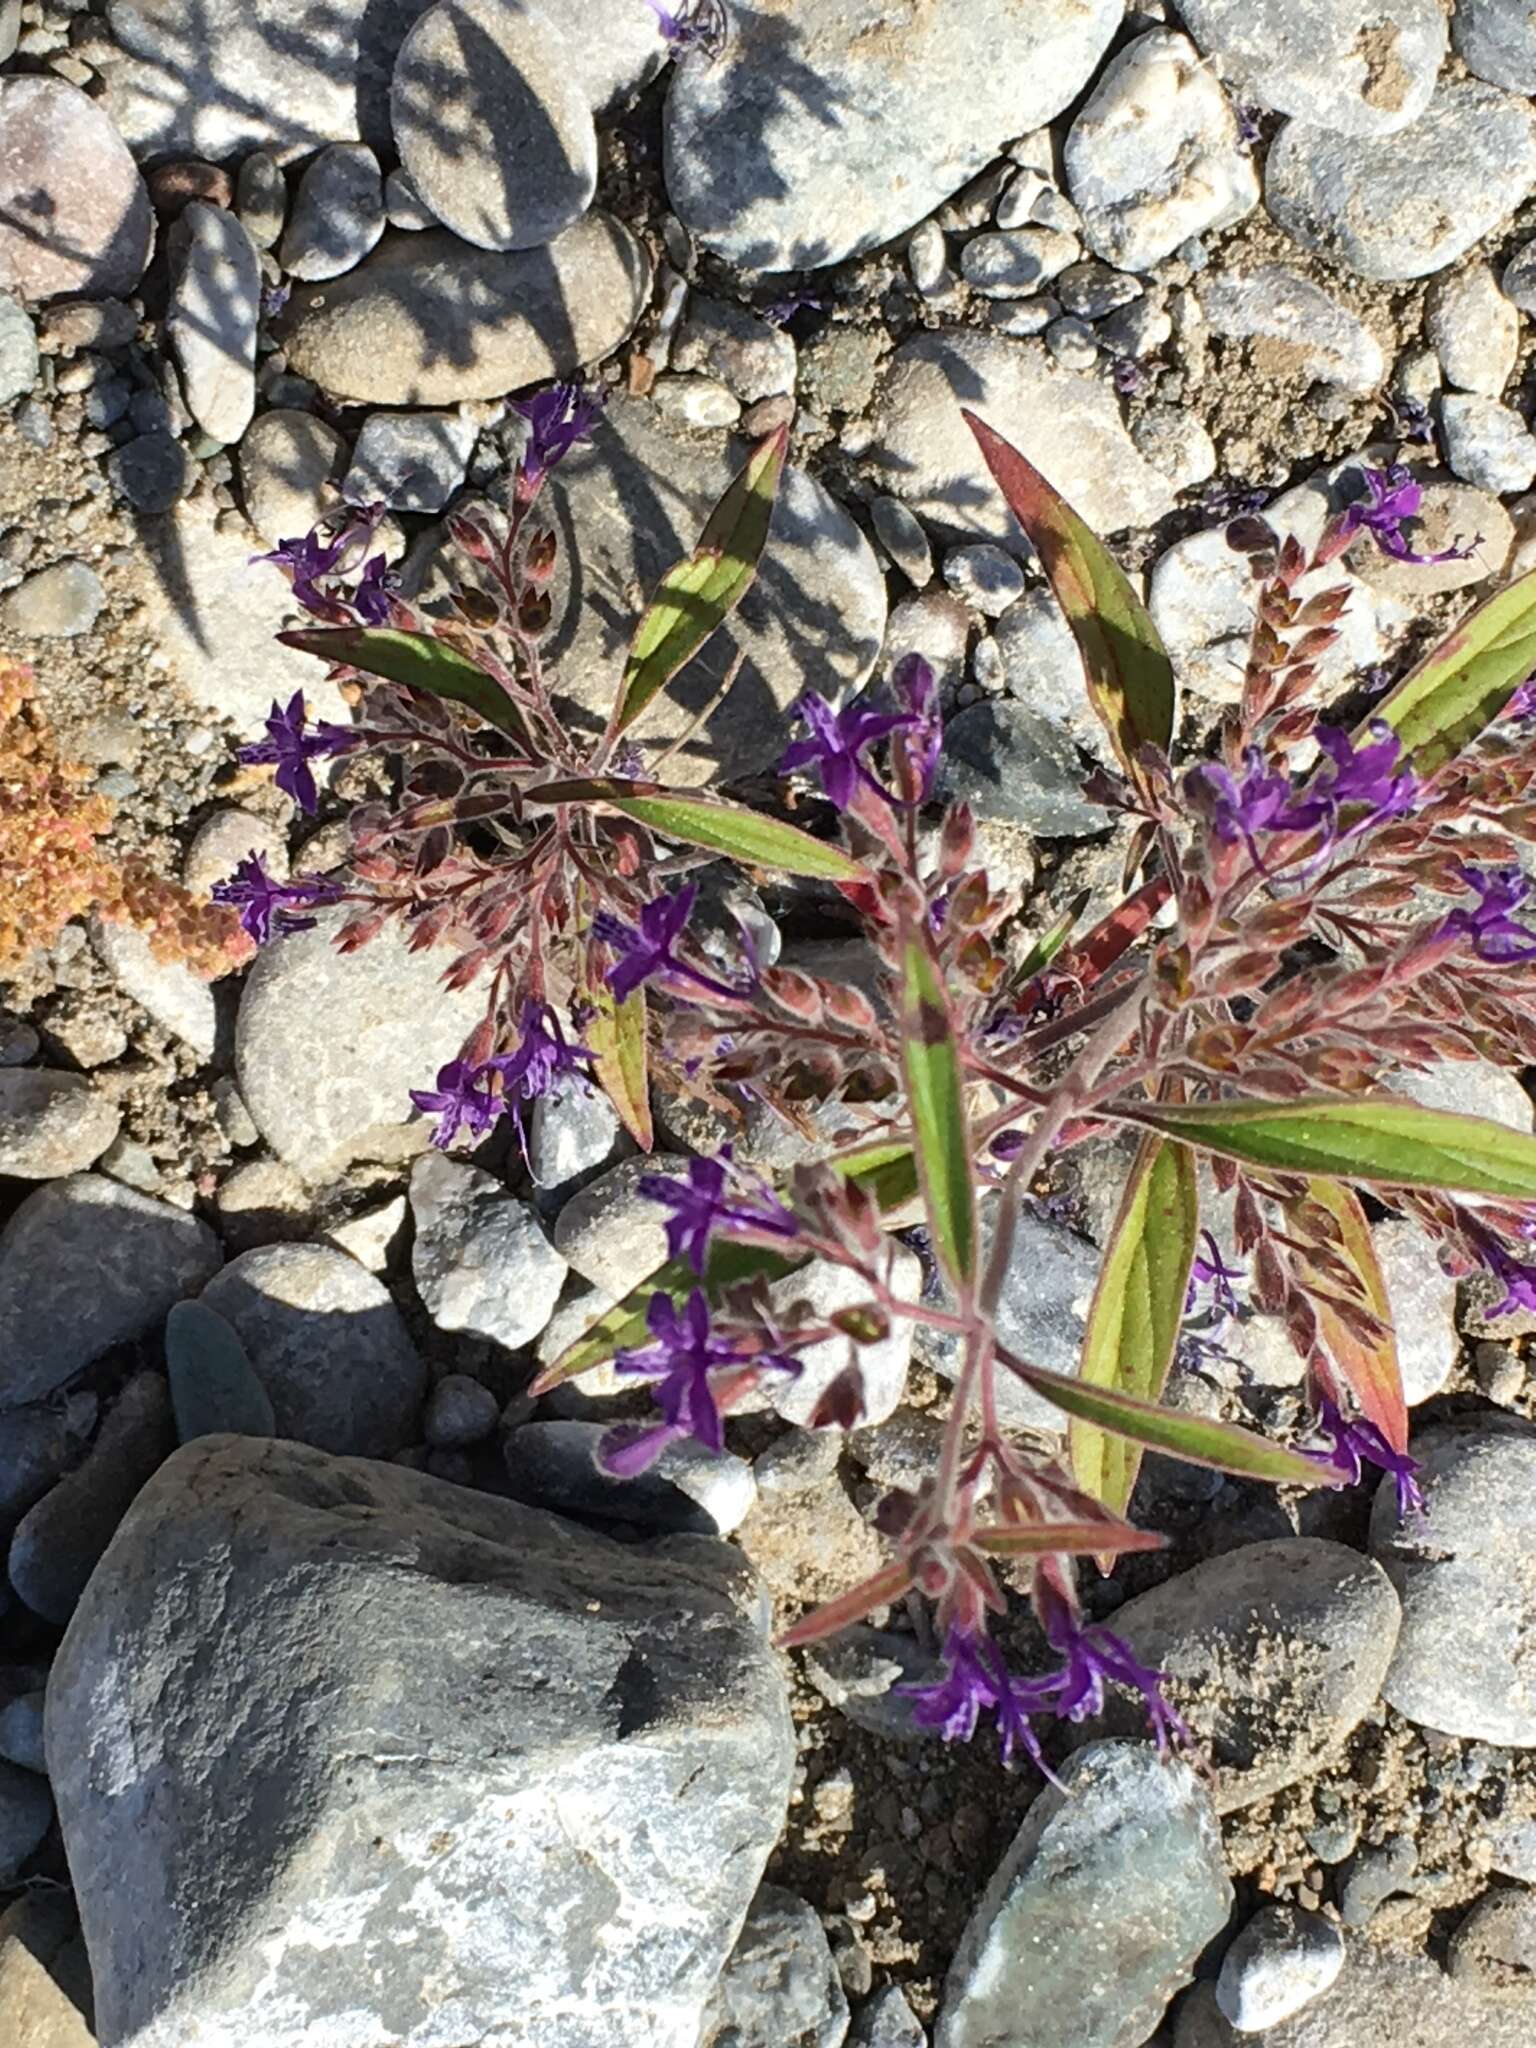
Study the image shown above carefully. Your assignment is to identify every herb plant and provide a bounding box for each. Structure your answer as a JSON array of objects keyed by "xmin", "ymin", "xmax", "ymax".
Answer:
[{"xmin": 229, "ymin": 395, "xmax": 1536, "ymax": 1768}]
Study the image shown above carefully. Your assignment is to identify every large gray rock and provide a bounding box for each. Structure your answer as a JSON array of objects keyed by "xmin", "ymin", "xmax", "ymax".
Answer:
[
  {"xmin": 392, "ymin": 0, "xmax": 597, "ymax": 251},
  {"xmin": 935, "ymin": 1741, "xmax": 1231, "ymax": 2048},
  {"xmin": 343, "ymin": 407, "xmax": 477, "ymax": 513},
  {"xmin": 165, "ymin": 202, "xmax": 259, "ymax": 445},
  {"xmin": 522, "ymin": 397, "xmax": 885, "ymax": 782},
  {"xmin": 47, "ymin": 1436, "xmax": 794, "ymax": 2048},
  {"xmin": 552, "ymin": 1154, "xmax": 690, "ymax": 1295},
  {"xmin": 663, "ymin": 0, "xmax": 1119, "ymax": 272},
  {"xmin": 0, "ymin": 1176, "xmax": 220, "ymax": 1409},
  {"xmin": 1265, "ymin": 81, "xmax": 1536, "ymax": 282},
  {"xmin": 279, "ymin": 214, "xmax": 650, "ymax": 405},
  {"xmin": 1455, "ymin": 0, "xmax": 1536, "ymax": 94},
  {"xmin": 278, "ymin": 143, "xmax": 386, "ymax": 282},
  {"xmin": 933, "ymin": 700, "xmax": 1107, "ymax": 838},
  {"xmin": 234, "ymin": 904, "xmax": 489, "ymax": 1171},
  {"xmin": 866, "ymin": 330, "xmax": 1175, "ymax": 544},
  {"xmin": 200, "ymin": 1243, "xmax": 427, "ymax": 1457},
  {"xmin": 0, "ymin": 1069, "xmax": 120, "ymax": 1179},
  {"xmin": 1370, "ymin": 1420, "xmax": 1536, "ymax": 1745},
  {"xmin": 0, "ymin": 78, "xmax": 154, "ymax": 302},
  {"xmin": 408, "ymin": 1152, "xmax": 568, "ymax": 1350},
  {"xmin": 1065, "ymin": 32, "xmax": 1259, "ymax": 273},
  {"xmin": 1174, "ymin": 0, "xmax": 1444, "ymax": 136},
  {"xmin": 1089, "ymin": 1539, "xmax": 1402, "ymax": 1812}
]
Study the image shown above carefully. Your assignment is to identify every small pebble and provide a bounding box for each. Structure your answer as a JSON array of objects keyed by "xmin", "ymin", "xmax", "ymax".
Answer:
[
  {"xmin": 423, "ymin": 1374, "xmax": 501, "ymax": 1450},
  {"xmin": 942, "ymin": 543, "xmax": 1025, "ymax": 617}
]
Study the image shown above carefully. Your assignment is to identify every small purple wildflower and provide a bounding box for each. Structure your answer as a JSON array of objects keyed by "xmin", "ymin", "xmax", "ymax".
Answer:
[
  {"xmin": 1306, "ymin": 1393, "xmax": 1424, "ymax": 1519},
  {"xmin": 1471, "ymin": 1221, "xmax": 1536, "ymax": 1319},
  {"xmin": 762, "ymin": 288, "xmax": 826, "ymax": 327},
  {"xmin": 238, "ymin": 690, "xmax": 362, "ymax": 814},
  {"xmin": 351, "ymin": 553, "xmax": 397, "ymax": 625},
  {"xmin": 899, "ymin": 1625, "xmax": 1054, "ymax": 1775},
  {"xmin": 209, "ymin": 852, "xmax": 342, "ymax": 945},
  {"xmin": 491, "ymin": 1001, "xmax": 594, "ymax": 1132},
  {"xmin": 1185, "ymin": 1230, "xmax": 1244, "ymax": 1322},
  {"xmin": 512, "ymin": 381, "xmax": 603, "ymax": 498},
  {"xmin": 639, "ymin": 1150, "xmax": 799, "ymax": 1274},
  {"xmin": 644, "ymin": 0, "xmax": 727, "ymax": 58},
  {"xmin": 1386, "ymin": 393, "xmax": 1435, "ymax": 446},
  {"xmin": 1337, "ymin": 464, "xmax": 1475, "ymax": 566},
  {"xmin": 1290, "ymin": 721, "xmax": 1420, "ymax": 847},
  {"xmin": 590, "ymin": 884, "xmax": 744, "ymax": 1003},
  {"xmin": 408, "ymin": 1058, "xmax": 503, "ymax": 1150},
  {"xmin": 254, "ymin": 506, "xmax": 387, "ymax": 621},
  {"xmin": 1505, "ymin": 672, "xmax": 1536, "ymax": 723},
  {"xmin": 1184, "ymin": 749, "xmax": 1296, "ymax": 866},
  {"xmin": 607, "ymin": 1287, "xmax": 800, "ymax": 1471},
  {"xmin": 893, "ymin": 652, "xmax": 941, "ymax": 802},
  {"xmin": 780, "ymin": 690, "xmax": 920, "ymax": 809},
  {"xmin": 1037, "ymin": 1589, "xmax": 1192, "ymax": 1756},
  {"xmin": 1112, "ymin": 357, "xmax": 1147, "ymax": 397},
  {"xmin": 1439, "ymin": 865, "xmax": 1536, "ymax": 963},
  {"xmin": 1234, "ymin": 101, "xmax": 1264, "ymax": 147}
]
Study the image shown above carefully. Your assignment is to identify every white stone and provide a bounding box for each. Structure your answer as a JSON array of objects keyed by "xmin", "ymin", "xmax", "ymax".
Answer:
[
  {"xmin": 1175, "ymin": 0, "xmax": 1444, "ymax": 137},
  {"xmin": 165, "ymin": 201, "xmax": 259, "ymax": 444},
  {"xmin": 1199, "ymin": 264, "xmax": 1384, "ymax": 392},
  {"xmin": 91, "ymin": 916, "xmax": 218, "ymax": 1058},
  {"xmin": 1440, "ymin": 395, "xmax": 1536, "ymax": 495},
  {"xmin": 409, "ymin": 1152, "xmax": 568, "ymax": 1349},
  {"xmin": 759, "ymin": 1244, "xmax": 922, "ymax": 1432},
  {"xmin": 1426, "ymin": 265, "xmax": 1520, "ymax": 397},
  {"xmin": 1216, "ymin": 1904, "xmax": 1345, "ymax": 2032},
  {"xmin": 1373, "ymin": 1215, "xmax": 1458, "ymax": 1405}
]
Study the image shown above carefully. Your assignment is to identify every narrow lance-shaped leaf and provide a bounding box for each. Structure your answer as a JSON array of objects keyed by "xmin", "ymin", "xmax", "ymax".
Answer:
[
  {"xmin": 611, "ymin": 424, "xmax": 789, "ymax": 737},
  {"xmin": 900, "ymin": 928, "xmax": 978, "ymax": 1297},
  {"xmin": 524, "ymin": 777, "xmax": 865, "ymax": 882},
  {"xmin": 583, "ymin": 978, "xmax": 652, "ymax": 1153},
  {"xmin": 1120, "ymin": 1096, "xmax": 1536, "ymax": 1200},
  {"xmin": 995, "ymin": 1342, "xmax": 1329, "ymax": 1487},
  {"xmin": 1295, "ymin": 1177, "xmax": 1407, "ymax": 1454},
  {"xmin": 970, "ymin": 1519, "xmax": 1167, "ymax": 1560},
  {"xmin": 279, "ymin": 625, "xmax": 531, "ymax": 745},
  {"xmin": 964, "ymin": 409, "xmax": 1175, "ymax": 779},
  {"xmin": 1070, "ymin": 1136, "xmax": 1199, "ymax": 1522},
  {"xmin": 1013, "ymin": 888, "xmax": 1090, "ymax": 985},
  {"xmin": 1366, "ymin": 563, "xmax": 1536, "ymax": 778}
]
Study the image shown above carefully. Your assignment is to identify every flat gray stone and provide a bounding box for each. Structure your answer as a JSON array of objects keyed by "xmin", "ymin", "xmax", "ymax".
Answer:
[
  {"xmin": 527, "ymin": 1083, "xmax": 620, "ymax": 1193},
  {"xmin": 1440, "ymin": 394, "xmax": 1536, "ymax": 495},
  {"xmin": 1199, "ymin": 264, "xmax": 1384, "ymax": 392},
  {"xmin": 0, "ymin": 1070, "xmax": 120, "ymax": 1178},
  {"xmin": 671, "ymin": 295, "xmax": 797, "ymax": 403},
  {"xmin": 1426, "ymin": 264, "xmax": 1520, "ymax": 397},
  {"xmin": 47, "ymin": 1435, "xmax": 793, "ymax": 2048},
  {"xmin": 0, "ymin": 77, "xmax": 154, "ymax": 302},
  {"xmin": 1372, "ymin": 1215, "xmax": 1457, "ymax": 1404},
  {"xmin": 1216, "ymin": 1904, "xmax": 1345, "ymax": 2032},
  {"xmin": 1371, "ymin": 1420, "xmax": 1536, "ymax": 1745},
  {"xmin": 1190, "ymin": 1944, "xmax": 1536, "ymax": 2048},
  {"xmin": 278, "ymin": 143, "xmax": 386, "ymax": 282},
  {"xmin": 0, "ymin": 1763, "xmax": 52, "ymax": 1886},
  {"xmin": 392, "ymin": 0, "xmax": 597, "ymax": 251},
  {"xmin": 237, "ymin": 408, "xmax": 348, "ymax": 544},
  {"xmin": 0, "ymin": 292, "xmax": 37, "ymax": 405},
  {"xmin": 0, "ymin": 560, "xmax": 103, "ymax": 638},
  {"xmin": 1265, "ymin": 80, "xmax": 1536, "ymax": 282},
  {"xmin": 279, "ymin": 213, "xmax": 650, "ymax": 404},
  {"xmin": 702, "ymin": 1885, "xmax": 849, "ymax": 2048},
  {"xmin": 1455, "ymin": 0, "xmax": 1536, "ymax": 94},
  {"xmin": 1065, "ymin": 31, "xmax": 1259, "ymax": 273},
  {"xmin": 522, "ymin": 396, "xmax": 885, "ymax": 783},
  {"xmin": 0, "ymin": 1175, "xmax": 220, "ymax": 1409},
  {"xmin": 343, "ymin": 407, "xmax": 477, "ymax": 512},
  {"xmin": 503, "ymin": 1419, "xmax": 758, "ymax": 1538},
  {"xmin": 408, "ymin": 1152, "xmax": 568, "ymax": 1350},
  {"xmin": 422, "ymin": 1372, "xmax": 499, "ymax": 1448},
  {"xmin": 0, "ymin": 1395, "xmax": 96, "ymax": 1530},
  {"xmin": 552, "ymin": 1154, "xmax": 689, "ymax": 1296},
  {"xmin": 234, "ymin": 903, "xmax": 489, "ymax": 1171},
  {"xmin": 934, "ymin": 700, "xmax": 1107, "ymax": 837},
  {"xmin": 1176, "ymin": 0, "xmax": 1444, "ymax": 136},
  {"xmin": 866, "ymin": 330, "xmax": 1176, "ymax": 543},
  {"xmin": 165, "ymin": 201, "xmax": 259, "ymax": 444},
  {"xmin": 92, "ymin": 915, "xmax": 217, "ymax": 1058},
  {"xmin": 201, "ymin": 1243, "xmax": 427, "ymax": 1456},
  {"xmin": 234, "ymin": 150, "xmax": 286, "ymax": 248},
  {"xmin": 850, "ymin": 1987, "xmax": 926, "ymax": 2048},
  {"xmin": 8, "ymin": 1372, "xmax": 174, "ymax": 1625},
  {"xmin": 664, "ymin": 0, "xmax": 1118, "ymax": 273},
  {"xmin": 165, "ymin": 1298, "xmax": 276, "ymax": 1442},
  {"xmin": 1089, "ymin": 1539, "xmax": 1402, "ymax": 1812},
  {"xmin": 960, "ymin": 228, "xmax": 1079, "ymax": 298},
  {"xmin": 994, "ymin": 587, "xmax": 1111, "ymax": 761},
  {"xmin": 935, "ymin": 1741, "xmax": 1231, "ymax": 2048}
]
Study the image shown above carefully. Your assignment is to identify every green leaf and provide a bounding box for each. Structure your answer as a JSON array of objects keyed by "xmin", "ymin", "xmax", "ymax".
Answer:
[
  {"xmin": 278, "ymin": 626, "xmax": 529, "ymax": 744},
  {"xmin": 585, "ymin": 980, "xmax": 652, "ymax": 1152},
  {"xmin": 1124, "ymin": 1095, "xmax": 1536, "ymax": 1199},
  {"xmin": 900, "ymin": 930, "xmax": 978, "ymax": 1296},
  {"xmin": 1014, "ymin": 888, "xmax": 1090, "ymax": 985},
  {"xmin": 525, "ymin": 777, "xmax": 865, "ymax": 881},
  {"xmin": 834, "ymin": 1140, "xmax": 920, "ymax": 1214},
  {"xmin": 995, "ymin": 1342, "xmax": 1329, "ymax": 1487},
  {"xmin": 971, "ymin": 1520, "xmax": 1166, "ymax": 1559},
  {"xmin": 1071, "ymin": 1137, "xmax": 1199, "ymax": 1520},
  {"xmin": 1367, "ymin": 564, "xmax": 1536, "ymax": 777},
  {"xmin": 1297, "ymin": 1178, "xmax": 1408, "ymax": 1453},
  {"xmin": 613, "ymin": 424, "xmax": 789, "ymax": 737},
  {"xmin": 964, "ymin": 409, "xmax": 1175, "ymax": 778},
  {"xmin": 529, "ymin": 1240, "xmax": 806, "ymax": 1393}
]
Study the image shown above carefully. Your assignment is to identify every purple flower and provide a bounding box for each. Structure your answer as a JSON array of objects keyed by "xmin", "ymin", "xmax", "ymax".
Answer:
[
  {"xmin": 351, "ymin": 553, "xmax": 397, "ymax": 625},
  {"xmin": 254, "ymin": 506, "xmax": 389, "ymax": 621},
  {"xmin": 238, "ymin": 690, "xmax": 363, "ymax": 813},
  {"xmin": 893, "ymin": 652, "xmax": 941, "ymax": 801},
  {"xmin": 1306, "ymin": 1393, "xmax": 1424, "ymax": 1519},
  {"xmin": 899, "ymin": 1625, "xmax": 1054, "ymax": 1774},
  {"xmin": 1505, "ymin": 672, "xmax": 1536, "ymax": 723},
  {"xmin": 591, "ymin": 884, "xmax": 743, "ymax": 1004},
  {"xmin": 1184, "ymin": 749, "xmax": 1296, "ymax": 866},
  {"xmin": 1337, "ymin": 464, "xmax": 1475, "ymax": 566},
  {"xmin": 780, "ymin": 690, "xmax": 920, "ymax": 809},
  {"xmin": 1298, "ymin": 722, "xmax": 1420, "ymax": 835},
  {"xmin": 209, "ymin": 852, "xmax": 342, "ymax": 945},
  {"xmin": 613, "ymin": 1290, "xmax": 741, "ymax": 1455},
  {"xmin": 1439, "ymin": 865, "xmax": 1536, "ymax": 963},
  {"xmin": 490, "ymin": 1001, "xmax": 594, "ymax": 1144},
  {"xmin": 1036, "ymin": 1592, "xmax": 1191, "ymax": 1756},
  {"xmin": 645, "ymin": 0, "xmax": 727, "ymax": 57},
  {"xmin": 1234, "ymin": 101, "xmax": 1264, "ymax": 147},
  {"xmin": 640, "ymin": 1151, "xmax": 798, "ymax": 1274},
  {"xmin": 1473, "ymin": 1224, "xmax": 1536, "ymax": 1320},
  {"xmin": 408, "ymin": 1057, "xmax": 504, "ymax": 1151},
  {"xmin": 512, "ymin": 381, "xmax": 603, "ymax": 498},
  {"xmin": 1185, "ymin": 1231, "xmax": 1244, "ymax": 1322}
]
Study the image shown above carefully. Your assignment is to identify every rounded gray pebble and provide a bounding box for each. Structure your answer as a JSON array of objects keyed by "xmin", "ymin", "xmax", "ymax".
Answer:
[{"xmin": 423, "ymin": 1373, "xmax": 501, "ymax": 1450}]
